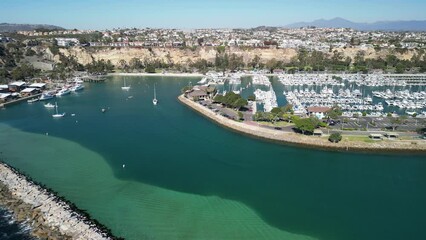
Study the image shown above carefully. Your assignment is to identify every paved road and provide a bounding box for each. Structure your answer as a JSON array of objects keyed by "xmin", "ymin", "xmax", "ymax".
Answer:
[{"xmin": 198, "ymin": 100, "xmax": 425, "ymax": 138}]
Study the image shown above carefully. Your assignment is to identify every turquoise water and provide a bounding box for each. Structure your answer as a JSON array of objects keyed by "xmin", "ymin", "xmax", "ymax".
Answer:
[{"xmin": 0, "ymin": 76, "xmax": 425, "ymax": 240}]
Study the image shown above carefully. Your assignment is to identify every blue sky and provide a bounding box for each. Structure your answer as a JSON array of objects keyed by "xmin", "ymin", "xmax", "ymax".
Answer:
[{"xmin": 1, "ymin": 0, "xmax": 425, "ymax": 29}]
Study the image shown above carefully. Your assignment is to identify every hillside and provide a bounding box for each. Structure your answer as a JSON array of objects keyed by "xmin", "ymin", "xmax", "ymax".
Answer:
[
  {"xmin": 285, "ymin": 18, "xmax": 426, "ymax": 31},
  {"xmin": 56, "ymin": 46, "xmax": 418, "ymax": 68},
  {"xmin": 0, "ymin": 23, "xmax": 64, "ymax": 32},
  {"xmin": 58, "ymin": 46, "xmax": 299, "ymax": 66}
]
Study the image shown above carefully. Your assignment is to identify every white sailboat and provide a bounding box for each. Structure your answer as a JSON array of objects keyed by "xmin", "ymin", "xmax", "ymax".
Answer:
[
  {"xmin": 121, "ymin": 79, "xmax": 130, "ymax": 91},
  {"xmin": 44, "ymin": 102, "xmax": 55, "ymax": 108},
  {"xmin": 52, "ymin": 102, "xmax": 65, "ymax": 118},
  {"xmin": 152, "ymin": 84, "xmax": 158, "ymax": 105}
]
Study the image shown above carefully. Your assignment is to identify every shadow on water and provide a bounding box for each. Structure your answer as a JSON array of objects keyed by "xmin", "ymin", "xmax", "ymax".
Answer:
[{"xmin": 1, "ymin": 76, "xmax": 426, "ymax": 240}]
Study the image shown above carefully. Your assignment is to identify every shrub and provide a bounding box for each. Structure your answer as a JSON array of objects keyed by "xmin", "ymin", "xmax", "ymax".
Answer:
[{"xmin": 328, "ymin": 132, "xmax": 342, "ymax": 143}]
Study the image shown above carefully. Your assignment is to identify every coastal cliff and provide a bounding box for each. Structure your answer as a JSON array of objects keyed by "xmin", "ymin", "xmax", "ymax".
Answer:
[
  {"xmin": 58, "ymin": 46, "xmax": 298, "ymax": 66},
  {"xmin": 56, "ymin": 46, "xmax": 417, "ymax": 67}
]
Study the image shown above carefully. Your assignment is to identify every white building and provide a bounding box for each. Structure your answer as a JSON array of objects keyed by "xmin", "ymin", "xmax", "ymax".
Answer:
[{"xmin": 55, "ymin": 38, "xmax": 79, "ymax": 47}]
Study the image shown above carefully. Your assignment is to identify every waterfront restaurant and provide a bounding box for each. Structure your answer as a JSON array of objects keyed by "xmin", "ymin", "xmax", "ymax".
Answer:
[
  {"xmin": 185, "ymin": 85, "xmax": 216, "ymax": 101},
  {"xmin": 0, "ymin": 93, "xmax": 12, "ymax": 103},
  {"xmin": 8, "ymin": 81, "xmax": 26, "ymax": 92},
  {"xmin": 0, "ymin": 84, "xmax": 8, "ymax": 93},
  {"xmin": 20, "ymin": 87, "xmax": 39, "ymax": 97},
  {"xmin": 29, "ymin": 83, "xmax": 47, "ymax": 90}
]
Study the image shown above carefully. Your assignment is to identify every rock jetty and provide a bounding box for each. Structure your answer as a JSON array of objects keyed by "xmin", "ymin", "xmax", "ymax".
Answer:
[{"xmin": 0, "ymin": 162, "xmax": 122, "ymax": 240}]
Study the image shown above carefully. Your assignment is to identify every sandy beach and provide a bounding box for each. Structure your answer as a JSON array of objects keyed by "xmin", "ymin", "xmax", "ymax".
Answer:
[
  {"xmin": 108, "ymin": 72, "xmax": 289, "ymax": 78},
  {"xmin": 178, "ymin": 95, "xmax": 426, "ymax": 153},
  {"xmin": 108, "ymin": 72, "xmax": 204, "ymax": 77}
]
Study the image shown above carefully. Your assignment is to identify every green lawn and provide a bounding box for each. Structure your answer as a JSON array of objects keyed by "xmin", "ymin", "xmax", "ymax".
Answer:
[
  {"xmin": 257, "ymin": 121, "xmax": 295, "ymax": 127},
  {"xmin": 343, "ymin": 135, "xmax": 376, "ymax": 143}
]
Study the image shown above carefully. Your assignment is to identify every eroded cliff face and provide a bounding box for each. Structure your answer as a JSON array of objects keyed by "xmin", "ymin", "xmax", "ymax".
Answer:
[
  {"xmin": 56, "ymin": 46, "xmax": 415, "ymax": 66},
  {"xmin": 333, "ymin": 47, "xmax": 417, "ymax": 61},
  {"xmin": 57, "ymin": 46, "xmax": 298, "ymax": 66}
]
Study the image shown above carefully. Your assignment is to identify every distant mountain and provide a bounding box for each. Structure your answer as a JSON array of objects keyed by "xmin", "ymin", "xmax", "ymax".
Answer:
[
  {"xmin": 285, "ymin": 17, "xmax": 426, "ymax": 31},
  {"xmin": 0, "ymin": 23, "xmax": 64, "ymax": 32}
]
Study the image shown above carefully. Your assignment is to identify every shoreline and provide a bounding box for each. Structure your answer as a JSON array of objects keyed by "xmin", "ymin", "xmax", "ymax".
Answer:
[
  {"xmin": 0, "ymin": 161, "xmax": 122, "ymax": 240},
  {"xmin": 108, "ymin": 72, "xmax": 204, "ymax": 77},
  {"xmin": 1, "ymin": 94, "xmax": 41, "ymax": 109},
  {"xmin": 178, "ymin": 95, "xmax": 426, "ymax": 154},
  {"xmin": 108, "ymin": 72, "xmax": 304, "ymax": 77}
]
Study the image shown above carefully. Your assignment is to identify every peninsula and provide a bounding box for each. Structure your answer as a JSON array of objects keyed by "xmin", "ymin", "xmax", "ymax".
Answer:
[{"xmin": 178, "ymin": 94, "xmax": 426, "ymax": 153}]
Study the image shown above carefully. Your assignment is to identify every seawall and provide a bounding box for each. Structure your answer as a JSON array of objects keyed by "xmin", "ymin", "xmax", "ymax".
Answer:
[{"xmin": 178, "ymin": 95, "xmax": 426, "ymax": 153}]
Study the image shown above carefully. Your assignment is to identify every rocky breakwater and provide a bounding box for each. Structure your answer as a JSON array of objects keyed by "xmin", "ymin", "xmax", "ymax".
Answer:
[{"xmin": 0, "ymin": 162, "xmax": 122, "ymax": 240}]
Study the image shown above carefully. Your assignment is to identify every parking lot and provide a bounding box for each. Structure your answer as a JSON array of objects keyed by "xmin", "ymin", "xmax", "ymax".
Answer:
[
  {"xmin": 199, "ymin": 100, "xmax": 246, "ymax": 121},
  {"xmin": 330, "ymin": 116, "xmax": 426, "ymax": 132},
  {"xmin": 197, "ymin": 99, "xmax": 425, "ymax": 136}
]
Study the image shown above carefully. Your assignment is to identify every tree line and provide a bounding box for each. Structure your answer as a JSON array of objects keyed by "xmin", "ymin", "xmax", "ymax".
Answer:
[{"xmin": 213, "ymin": 92, "xmax": 248, "ymax": 110}]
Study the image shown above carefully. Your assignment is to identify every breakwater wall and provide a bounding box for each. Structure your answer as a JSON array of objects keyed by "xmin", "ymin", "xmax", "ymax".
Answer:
[{"xmin": 0, "ymin": 161, "xmax": 123, "ymax": 240}]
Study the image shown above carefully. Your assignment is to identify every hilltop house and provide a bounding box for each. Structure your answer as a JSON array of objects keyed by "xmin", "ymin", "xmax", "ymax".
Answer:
[{"xmin": 55, "ymin": 38, "xmax": 79, "ymax": 47}]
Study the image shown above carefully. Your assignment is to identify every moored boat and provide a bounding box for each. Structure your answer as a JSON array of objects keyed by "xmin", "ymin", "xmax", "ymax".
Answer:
[
  {"xmin": 70, "ymin": 84, "xmax": 84, "ymax": 92},
  {"xmin": 27, "ymin": 98, "xmax": 39, "ymax": 103},
  {"xmin": 121, "ymin": 79, "xmax": 131, "ymax": 91},
  {"xmin": 39, "ymin": 92, "xmax": 55, "ymax": 101},
  {"xmin": 56, "ymin": 88, "xmax": 71, "ymax": 97},
  {"xmin": 153, "ymin": 84, "xmax": 158, "ymax": 105},
  {"xmin": 44, "ymin": 103, "xmax": 55, "ymax": 108},
  {"xmin": 52, "ymin": 102, "xmax": 65, "ymax": 118}
]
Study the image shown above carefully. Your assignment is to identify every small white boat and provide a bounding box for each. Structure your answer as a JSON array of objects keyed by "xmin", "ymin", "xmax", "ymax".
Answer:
[
  {"xmin": 70, "ymin": 84, "xmax": 84, "ymax": 92},
  {"xmin": 27, "ymin": 98, "xmax": 38, "ymax": 103},
  {"xmin": 73, "ymin": 77, "xmax": 84, "ymax": 83},
  {"xmin": 52, "ymin": 102, "xmax": 65, "ymax": 118},
  {"xmin": 39, "ymin": 92, "xmax": 55, "ymax": 101},
  {"xmin": 44, "ymin": 103, "xmax": 55, "ymax": 108},
  {"xmin": 153, "ymin": 84, "xmax": 158, "ymax": 105},
  {"xmin": 56, "ymin": 88, "xmax": 71, "ymax": 97},
  {"xmin": 121, "ymin": 79, "xmax": 130, "ymax": 91}
]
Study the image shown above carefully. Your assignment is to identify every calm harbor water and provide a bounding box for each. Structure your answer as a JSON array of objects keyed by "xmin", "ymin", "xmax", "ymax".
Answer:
[{"xmin": 0, "ymin": 76, "xmax": 425, "ymax": 240}]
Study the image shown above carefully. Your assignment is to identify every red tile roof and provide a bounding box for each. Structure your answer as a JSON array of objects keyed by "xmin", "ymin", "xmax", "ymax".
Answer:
[{"xmin": 307, "ymin": 106, "xmax": 331, "ymax": 113}]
